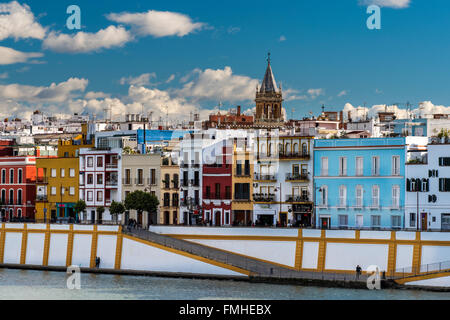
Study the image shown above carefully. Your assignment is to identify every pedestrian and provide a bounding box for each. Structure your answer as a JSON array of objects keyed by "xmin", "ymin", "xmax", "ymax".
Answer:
[{"xmin": 356, "ymin": 265, "xmax": 361, "ymax": 280}]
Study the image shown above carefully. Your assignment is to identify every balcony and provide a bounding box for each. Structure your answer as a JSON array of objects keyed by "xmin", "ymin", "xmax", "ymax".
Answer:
[
  {"xmin": 390, "ymin": 201, "xmax": 401, "ymax": 210},
  {"xmin": 204, "ymin": 195, "xmax": 232, "ymax": 201},
  {"xmin": 181, "ymin": 180, "xmax": 189, "ymax": 187},
  {"xmin": 336, "ymin": 198, "xmax": 347, "ymax": 209},
  {"xmin": 285, "ymin": 173, "xmax": 309, "ymax": 181},
  {"xmin": 161, "ymin": 180, "xmax": 170, "ymax": 189},
  {"xmin": 369, "ymin": 199, "xmax": 380, "ymax": 210},
  {"xmin": 234, "ymin": 195, "xmax": 251, "ymax": 202},
  {"xmin": 285, "ymin": 195, "xmax": 310, "ymax": 203},
  {"xmin": 253, "ymin": 193, "xmax": 276, "ymax": 202},
  {"xmin": 278, "ymin": 152, "xmax": 310, "ymax": 160},
  {"xmin": 181, "ymin": 162, "xmax": 189, "ymax": 168},
  {"xmin": 106, "ymin": 163, "xmax": 118, "ymax": 169},
  {"xmin": 36, "ymin": 177, "xmax": 48, "ymax": 184},
  {"xmin": 254, "ymin": 174, "xmax": 277, "ymax": 181},
  {"xmin": 234, "ymin": 170, "xmax": 251, "ymax": 177},
  {"xmin": 105, "ymin": 180, "xmax": 118, "ymax": 187},
  {"xmin": 36, "ymin": 195, "xmax": 48, "ymax": 202},
  {"xmin": 352, "ymin": 200, "xmax": 363, "ymax": 209}
]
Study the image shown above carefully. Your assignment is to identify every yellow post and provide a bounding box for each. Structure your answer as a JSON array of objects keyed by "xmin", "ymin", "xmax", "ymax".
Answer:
[
  {"xmin": 294, "ymin": 229, "xmax": 303, "ymax": 271},
  {"xmin": 412, "ymin": 231, "xmax": 422, "ymax": 275},
  {"xmin": 317, "ymin": 229, "xmax": 327, "ymax": 272},
  {"xmin": 20, "ymin": 224, "xmax": 28, "ymax": 265},
  {"xmin": 387, "ymin": 231, "xmax": 397, "ymax": 276},
  {"xmin": 114, "ymin": 226, "xmax": 123, "ymax": 270},
  {"xmin": 42, "ymin": 224, "xmax": 51, "ymax": 266},
  {"xmin": 89, "ymin": 225, "xmax": 98, "ymax": 268},
  {"xmin": 0, "ymin": 223, "xmax": 6, "ymax": 264},
  {"xmin": 66, "ymin": 224, "xmax": 74, "ymax": 266}
]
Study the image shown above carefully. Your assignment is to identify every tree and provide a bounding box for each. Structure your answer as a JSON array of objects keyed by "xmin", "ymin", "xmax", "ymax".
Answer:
[
  {"xmin": 124, "ymin": 190, "xmax": 159, "ymax": 226},
  {"xmin": 74, "ymin": 199, "xmax": 86, "ymax": 221},
  {"xmin": 110, "ymin": 201, "xmax": 125, "ymax": 223}
]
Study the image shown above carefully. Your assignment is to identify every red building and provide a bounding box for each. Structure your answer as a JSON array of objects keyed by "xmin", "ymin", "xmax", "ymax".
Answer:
[
  {"xmin": 0, "ymin": 156, "xmax": 37, "ymax": 221},
  {"xmin": 202, "ymin": 142, "xmax": 233, "ymax": 226},
  {"xmin": 0, "ymin": 140, "xmax": 14, "ymax": 157},
  {"xmin": 202, "ymin": 106, "xmax": 254, "ymax": 129}
]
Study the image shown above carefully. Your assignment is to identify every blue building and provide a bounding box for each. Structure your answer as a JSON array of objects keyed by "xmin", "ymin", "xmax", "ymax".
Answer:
[{"xmin": 313, "ymin": 138, "xmax": 406, "ymax": 230}]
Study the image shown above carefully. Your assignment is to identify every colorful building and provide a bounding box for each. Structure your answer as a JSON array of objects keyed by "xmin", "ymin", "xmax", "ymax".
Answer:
[
  {"xmin": 0, "ymin": 156, "xmax": 37, "ymax": 220},
  {"xmin": 160, "ymin": 154, "xmax": 180, "ymax": 225},
  {"xmin": 314, "ymin": 137, "xmax": 411, "ymax": 229}
]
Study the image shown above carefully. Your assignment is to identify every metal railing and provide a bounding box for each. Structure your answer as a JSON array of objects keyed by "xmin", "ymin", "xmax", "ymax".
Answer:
[
  {"xmin": 390, "ymin": 259, "xmax": 450, "ymax": 280},
  {"xmin": 285, "ymin": 173, "xmax": 309, "ymax": 181},
  {"xmin": 285, "ymin": 195, "xmax": 310, "ymax": 202},
  {"xmin": 254, "ymin": 174, "xmax": 277, "ymax": 181},
  {"xmin": 253, "ymin": 193, "xmax": 276, "ymax": 202}
]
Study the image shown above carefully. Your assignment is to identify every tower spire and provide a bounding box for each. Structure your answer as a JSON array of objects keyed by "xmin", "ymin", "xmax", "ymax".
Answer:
[{"xmin": 260, "ymin": 53, "xmax": 278, "ymax": 93}]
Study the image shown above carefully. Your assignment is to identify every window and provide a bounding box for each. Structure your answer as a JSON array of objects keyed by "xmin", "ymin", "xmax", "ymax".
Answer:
[
  {"xmin": 339, "ymin": 157, "xmax": 347, "ymax": 176},
  {"xmin": 320, "ymin": 186, "xmax": 328, "ymax": 206},
  {"xmin": 61, "ymin": 187, "xmax": 65, "ymax": 195},
  {"xmin": 1, "ymin": 190, "xmax": 5, "ymax": 204},
  {"xmin": 391, "ymin": 216, "xmax": 401, "ymax": 228},
  {"xmin": 8, "ymin": 189, "xmax": 13, "ymax": 204},
  {"xmin": 392, "ymin": 156, "xmax": 400, "ymax": 176},
  {"xmin": 51, "ymin": 187, "xmax": 56, "ymax": 195},
  {"xmin": 215, "ymin": 183, "xmax": 221, "ymax": 199},
  {"xmin": 18, "ymin": 169, "xmax": 22, "ymax": 183},
  {"xmin": 356, "ymin": 157, "xmax": 363, "ymax": 176},
  {"xmin": 87, "ymin": 191, "xmax": 93, "ymax": 201},
  {"xmin": 410, "ymin": 213, "xmax": 416, "ymax": 228},
  {"xmin": 17, "ymin": 189, "xmax": 22, "ymax": 204},
  {"xmin": 150, "ymin": 169, "xmax": 156, "ymax": 185},
  {"xmin": 87, "ymin": 174, "xmax": 93, "ymax": 185},
  {"xmin": 173, "ymin": 174, "xmax": 178, "ymax": 188},
  {"xmin": 9, "ymin": 169, "xmax": 14, "ymax": 184},
  {"xmin": 392, "ymin": 185, "xmax": 400, "ymax": 208},
  {"xmin": 439, "ymin": 157, "xmax": 450, "ymax": 166},
  {"xmin": 372, "ymin": 156, "xmax": 380, "ymax": 176},
  {"xmin": 302, "ymin": 143, "xmax": 308, "ymax": 155},
  {"xmin": 97, "ymin": 191, "xmax": 103, "ymax": 201},
  {"xmin": 125, "ymin": 169, "xmax": 131, "ymax": 185},
  {"xmin": 205, "ymin": 186, "xmax": 211, "ymax": 199},
  {"xmin": 69, "ymin": 187, "xmax": 75, "ymax": 196},
  {"xmin": 137, "ymin": 169, "xmax": 144, "ymax": 185},
  {"xmin": 1, "ymin": 169, "xmax": 5, "ymax": 184},
  {"xmin": 97, "ymin": 174, "xmax": 103, "ymax": 185},
  {"xmin": 339, "ymin": 185, "xmax": 347, "ymax": 207},
  {"xmin": 422, "ymin": 179, "xmax": 429, "ymax": 192},
  {"xmin": 244, "ymin": 160, "xmax": 250, "ymax": 176},
  {"xmin": 321, "ymin": 157, "xmax": 328, "ymax": 176},
  {"xmin": 87, "ymin": 157, "xmax": 93, "ymax": 167},
  {"xmin": 338, "ymin": 215, "xmax": 348, "ymax": 227},
  {"xmin": 439, "ymin": 178, "xmax": 450, "ymax": 192},
  {"xmin": 355, "ymin": 185, "xmax": 363, "ymax": 207},
  {"xmin": 225, "ymin": 186, "xmax": 231, "ymax": 199},
  {"xmin": 172, "ymin": 193, "xmax": 179, "ymax": 207},
  {"xmin": 164, "ymin": 174, "xmax": 170, "ymax": 189},
  {"xmin": 51, "ymin": 169, "xmax": 57, "ymax": 178},
  {"xmin": 372, "ymin": 185, "xmax": 379, "ymax": 207},
  {"xmin": 236, "ymin": 160, "xmax": 242, "ymax": 175},
  {"xmin": 97, "ymin": 157, "xmax": 103, "ymax": 167},
  {"xmin": 60, "ymin": 168, "xmax": 65, "ymax": 178},
  {"xmin": 371, "ymin": 215, "xmax": 381, "ymax": 228},
  {"xmin": 164, "ymin": 193, "xmax": 170, "ymax": 207},
  {"xmin": 234, "ymin": 183, "xmax": 250, "ymax": 200},
  {"xmin": 69, "ymin": 169, "xmax": 75, "ymax": 177}
]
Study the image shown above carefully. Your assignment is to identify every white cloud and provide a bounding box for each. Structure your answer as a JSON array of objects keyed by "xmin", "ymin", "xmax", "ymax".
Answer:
[
  {"xmin": 84, "ymin": 91, "xmax": 110, "ymax": 100},
  {"xmin": 176, "ymin": 66, "xmax": 259, "ymax": 102},
  {"xmin": 43, "ymin": 26, "xmax": 132, "ymax": 53},
  {"xmin": 0, "ymin": 77, "xmax": 88, "ymax": 103},
  {"xmin": 279, "ymin": 35, "xmax": 286, "ymax": 42},
  {"xmin": 166, "ymin": 74, "xmax": 176, "ymax": 83},
  {"xmin": 358, "ymin": 0, "xmax": 410, "ymax": 8},
  {"xmin": 338, "ymin": 90, "xmax": 348, "ymax": 97},
  {"xmin": 0, "ymin": 46, "xmax": 43, "ymax": 65},
  {"xmin": 107, "ymin": 10, "xmax": 204, "ymax": 38},
  {"xmin": 307, "ymin": 88, "xmax": 324, "ymax": 99},
  {"xmin": 0, "ymin": 1, "xmax": 46, "ymax": 41},
  {"xmin": 120, "ymin": 73, "xmax": 156, "ymax": 86},
  {"xmin": 227, "ymin": 26, "xmax": 240, "ymax": 34}
]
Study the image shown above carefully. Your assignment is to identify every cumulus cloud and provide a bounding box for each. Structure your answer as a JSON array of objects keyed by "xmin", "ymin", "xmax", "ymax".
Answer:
[
  {"xmin": 84, "ymin": 91, "xmax": 111, "ymax": 100},
  {"xmin": 43, "ymin": 26, "xmax": 132, "ymax": 53},
  {"xmin": 0, "ymin": 77, "xmax": 88, "ymax": 103},
  {"xmin": 0, "ymin": 1, "xmax": 46, "ymax": 41},
  {"xmin": 0, "ymin": 46, "xmax": 43, "ymax": 65},
  {"xmin": 120, "ymin": 73, "xmax": 156, "ymax": 86},
  {"xmin": 175, "ymin": 66, "xmax": 259, "ymax": 102},
  {"xmin": 337, "ymin": 90, "xmax": 348, "ymax": 97},
  {"xmin": 358, "ymin": 0, "xmax": 410, "ymax": 8},
  {"xmin": 107, "ymin": 10, "xmax": 204, "ymax": 38},
  {"xmin": 279, "ymin": 35, "xmax": 286, "ymax": 42}
]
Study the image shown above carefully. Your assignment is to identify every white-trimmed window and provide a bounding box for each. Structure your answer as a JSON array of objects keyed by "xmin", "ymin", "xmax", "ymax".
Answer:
[
  {"xmin": 392, "ymin": 156, "xmax": 400, "ymax": 176},
  {"xmin": 372, "ymin": 185, "xmax": 380, "ymax": 207},
  {"xmin": 339, "ymin": 185, "xmax": 347, "ymax": 207},
  {"xmin": 51, "ymin": 169, "xmax": 57, "ymax": 178},
  {"xmin": 321, "ymin": 157, "xmax": 328, "ymax": 176},
  {"xmin": 356, "ymin": 157, "xmax": 363, "ymax": 176},
  {"xmin": 371, "ymin": 215, "xmax": 381, "ymax": 228},
  {"xmin": 87, "ymin": 157, "xmax": 93, "ymax": 167},
  {"xmin": 69, "ymin": 187, "xmax": 75, "ymax": 196},
  {"xmin": 339, "ymin": 157, "xmax": 347, "ymax": 176},
  {"xmin": 320, "ymin": 186, "xmax": 328, "ymax": 206},
  {"xmin": 69, "ymin": 168, "xmax": 75, "ymax": 177},
  {"xmin": 9, "ymin": 169, "xmax": 14, "ymax": 184},
  {"xmin": 87, "ymin": 191, "xmax": 93, "ymax": 201},
  {"xmin": 60, "ymin": 168, "xmax": 65, "ymax": 178},
  {"xmin": 409, "ymin": 213, "xmax": 416, "ymax": 228},
  {"xmin": 18, "ymin": 169, "xmax": 23, "ymax": 183},
  {"xmin": 391, "ymin": 215, "xmax": 401, "ymax": 228},
  {"xmin": 392, "ymin": 185, "xmax": 400, "ymax": 208},
  {"xmin": 1, "ymin": 169, "xmax": 5, "ymax": 184},
  {"xmin": 338, "ymin": 215, "xmax": 348, "ymax": 227},
  {"xmin": 372, "ymin": 156, "xmax": 380, "ymax": 176},
  {"xmin": 97, "ymin": 191, "xmax": 103, "ymax": 202},
  {"xmin": 51, "ymin": 187, "xmax": 56, "ymax": 195},
  {"xmin": 356, "ymin": 185, "xmax": 363, "ymax": 207}
]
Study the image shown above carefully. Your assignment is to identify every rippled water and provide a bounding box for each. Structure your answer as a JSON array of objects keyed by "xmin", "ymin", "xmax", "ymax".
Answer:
[{"xmin": 0, "ymin": 268, "xmax": 448, "ymax": 300}]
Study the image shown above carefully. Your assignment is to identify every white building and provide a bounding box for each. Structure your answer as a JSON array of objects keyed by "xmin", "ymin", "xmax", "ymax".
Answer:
[{"xmin": 79, "ymin": 148, "xmax": 122, "ymax": 223}]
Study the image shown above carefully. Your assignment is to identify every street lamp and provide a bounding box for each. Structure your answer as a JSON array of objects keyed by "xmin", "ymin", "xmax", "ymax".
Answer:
[{"xmin": 314, "ymin": 184, "xmax": 323, "ymax": 229}]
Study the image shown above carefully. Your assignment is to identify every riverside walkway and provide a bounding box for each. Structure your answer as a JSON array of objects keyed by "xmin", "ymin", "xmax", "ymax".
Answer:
[{"xmin": 123, "ymin": 227, "xmax": 371, "ymax": 286}]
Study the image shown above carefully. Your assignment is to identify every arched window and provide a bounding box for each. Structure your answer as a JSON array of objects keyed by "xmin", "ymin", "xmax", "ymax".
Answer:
[
  {"xmin": 164, "ymin": 174, "xmax": 170, "ymax": 189},
  {"xmin": 17, "ymin": 209, "xmax": 22, "ymax": 218},
  {"xmin": 285, "ymin": 143, "xmax": 291, "ymax": 155},
  {"xmin": 278, "ymin": 143, "xmax": 283, "ymax": 154},
  {"xmin": 302, "ymin": 143, "xmax": 308, "ymax": 155},
  {"xmin": 1, "ymin": 189, "xmax": 5, "ymax": 204},
  {"xmin": 18, "ymin": 169, "xmax": 23, "ymax": 184},
  {"xmin": 17, "ymin": 189, "xmax": 22, "ymax": 205},
  {"xmin": 293, "ymin": 143, "xmax": 299, "ymax": 153},
  {"xmin": 260, "ymin": 144, "xmax": 266, "ymax": 156},
  {"xmin": 9, "ymin": 209, "xmax": 13, "ymax": 220},
  {"xmin": 8, "ymin": 189, "xmax": 13, "ymax": 205},
  {"xmin": 268, "ymin": 143, "xmax": 273, "ymax": 157},
  {"xmin": 9, "ymin": 169, "xmax": 14, "ymax": 184},
  {"xmin": 1, "ymin": 169, "xmax": 5, "ymax": 184}
]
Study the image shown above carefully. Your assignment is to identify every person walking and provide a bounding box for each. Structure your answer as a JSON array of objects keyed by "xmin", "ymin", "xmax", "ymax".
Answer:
[{"xmin": 356, "ymin": 265, "xmax": 362, "ymax": 280}]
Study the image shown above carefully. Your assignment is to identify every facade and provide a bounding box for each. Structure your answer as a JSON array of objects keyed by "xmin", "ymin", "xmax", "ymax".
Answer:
[
  {"xmin": 0, "ymin": 156, "xmax": 36, "ymax": 220},
  {"xmin": 314, "ymin": 138, "xmax": 409, "ymax": 229},
  {"xmin": 122, "ymin": 153, "xmax": 161, "ymax": 226},
  {"xmin": 253, "ymin": 131, "xmax": 313, "ymax": 227},
  {"xmin": 160, "ymin": 154, "xmax": 180, "ymax": 225},
  {"xmin": 202, "ymin": 106, "xmax": 254, "ymax": 130},
  {"xmin": 405, "ymin": 141, "xmax": 450, "ymax": 231},
  {"xmin": 79, "ymin": 148, "xmax": 122, "ymax": 223},
  {"xmin": 201, "ymin": 141, "xmax": 233, "ymax": 226}
]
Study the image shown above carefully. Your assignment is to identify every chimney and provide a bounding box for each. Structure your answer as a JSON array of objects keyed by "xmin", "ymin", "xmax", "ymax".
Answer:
[{"xmin": 237, "ymin": 106, "xmax": 241, "ymax": 116}]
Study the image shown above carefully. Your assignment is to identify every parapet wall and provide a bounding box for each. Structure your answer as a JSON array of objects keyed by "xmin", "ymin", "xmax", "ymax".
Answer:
[{"xmin": 150, "ymin": 226, "xmax": 450, "ymax": 274}]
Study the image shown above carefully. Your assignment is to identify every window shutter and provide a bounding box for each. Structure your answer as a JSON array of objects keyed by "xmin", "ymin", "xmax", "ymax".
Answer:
[
  {"xmin": 406, "ymin": 179, "xmax": 411, "ymax": 192},
  {"xmin": 429, "ymin": 170, "xmax": 432, "ymax": 178},
  {"xmin": 428, "ymin": 195, "xmax": 432, "ymax": 203},
  {"xmin": 436, "ymin": 170, "xmax": 439, "ymax": 177},
  {"xmin": 427, "ymin": 179, "xmax": 430, "ymax": 192}
]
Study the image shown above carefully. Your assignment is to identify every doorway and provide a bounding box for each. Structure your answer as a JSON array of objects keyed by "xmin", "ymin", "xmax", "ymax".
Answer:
[
  {"xmin": 320, "ymin": 217, "xmax": 331, "ymax": 229},
  {"xmin": 356, "ymin": 215, "xmax": 363, "ymax": 229},
  {"xmin": 164, "ymin": 211, "xmax": 170, "ymax": 225},
  {"xmin": 138, "ymin": 212, "xmax": 142, "ymax": 226},
  {"xmin": 90, "ymin": 210, "xmax": 95, "ymax": 224},
  {"xmin": 279, "ymin": 213, "xmax": 287, "ymax": 227},
  {"xmin": 214, "ymin": 211, "xmax": 221, "ymax": 227},
  {"xmin": 421, "ymin": 212, "xmax": 428, "ymax": 231}
]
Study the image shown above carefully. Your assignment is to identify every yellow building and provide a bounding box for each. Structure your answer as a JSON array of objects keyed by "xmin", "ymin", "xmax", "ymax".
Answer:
[
  {"xmin": 159, "ymin": 154, "xmax": 180, "ymax": 225},
  {"xmin": 35, "ymin": 129, "xmax": 94, "ymax": 222},
  {"xmin": 231, "ymin": 139, "xmax": 254, "ymax": 226}
]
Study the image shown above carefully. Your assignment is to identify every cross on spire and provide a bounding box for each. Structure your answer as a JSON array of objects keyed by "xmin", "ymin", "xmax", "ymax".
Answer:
[{"xmin": 267, "ymin": 52, "xmax": 271, "ymax": 65}]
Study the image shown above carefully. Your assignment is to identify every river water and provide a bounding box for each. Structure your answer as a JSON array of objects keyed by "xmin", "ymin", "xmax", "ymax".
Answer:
[{"xmin": 0, "ymin": 268, "xmax": 448, "ymax": 300}]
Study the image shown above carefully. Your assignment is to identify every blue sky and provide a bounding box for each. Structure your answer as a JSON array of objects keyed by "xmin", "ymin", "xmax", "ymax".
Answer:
[{"xmin": 0, "ymin": 0, "xmax": 449, "ymax": 121}]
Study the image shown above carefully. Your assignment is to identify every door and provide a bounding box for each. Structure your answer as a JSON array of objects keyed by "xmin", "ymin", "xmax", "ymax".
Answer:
[
  {"xmin": 215, "ymin": 211, "xmax": 221, "ymax": 227},
  {"xmin": 138, "ymin": 212, "xmax": 143, "ymax": 226},
  {"xmin": 164, "ymin": 211, "xmax": 170, "ymax": 225},
  {"xmin": 90, "ymin": 210, "xmax": 95, "ymax": 224},
  {"xmin": 421, "ymin": 213, "xmax": 428, "ymax": 231},
  {"xmin": 321, "ymin": 217, "xmax": 330, "ymax": 229},
  {"xmin": 280, "ymin": 213, "xmax": 287, "ymax": 227},
  {"xmin": 356, "ymin": 215, "xmax": 363, "ymax": 228}
]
